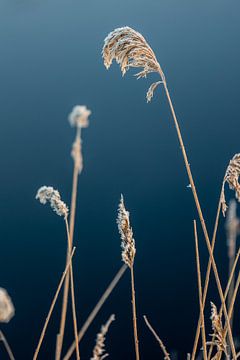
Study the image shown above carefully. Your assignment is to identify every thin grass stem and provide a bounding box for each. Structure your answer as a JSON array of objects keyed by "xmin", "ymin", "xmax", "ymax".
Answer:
[
  {"xmin": 130, "ymin": 265, "xmax": 140, "ymax": 360},
  {"xmin": 143, "ymin": 315, "xmax": 170, "ymax": 360},
  {"xmin": 0, "ymin": 331, "xmax": 15, "ymax": 360},
  {"xmin": 193, "ymin": 220, "xmax": 207, "ymax": 360},
  {"xmin": 33, "ymin": 247, "xmax": 75, "ymax": 360}
]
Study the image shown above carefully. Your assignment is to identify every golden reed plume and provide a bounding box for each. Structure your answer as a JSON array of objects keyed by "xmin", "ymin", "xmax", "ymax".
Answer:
[{"xmin": 102, "ymin": 26, "xmax": 165, "ymax": 102}]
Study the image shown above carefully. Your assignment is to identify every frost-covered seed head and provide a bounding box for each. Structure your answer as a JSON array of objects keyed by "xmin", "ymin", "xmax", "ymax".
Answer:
[
  {"xmin": 68, "ymin": 105, "xmax": 91, "ymax": 129},
  {"xmin": 117, "ymin": 195, "xmax": 136, "ymax": 268},
  {"xmin": 221, "ymin": 154, "xmax": 240, "ymax": 216},
  {"xmin": 102, "ymin": 26, "xmax": 165, "ymax": 102},
  {"xmin": 91, "ymin": 314, "xmax": 115, "ymax": 360},
  {"xmin": 0, "ymin": 288, "xmax": 15, "ymax": 323},
  {"xmin": 36, "ymin": 186, "xmax": 69, "ymax": 218}
]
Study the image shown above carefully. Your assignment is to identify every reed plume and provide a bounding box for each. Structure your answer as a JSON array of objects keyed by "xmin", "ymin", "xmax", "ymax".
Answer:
[
  {"xmin": 36, "ymin": 186, "xmax": 80, "ymax": 360},
  {"xmin": 207, "ymin": 302, "xmax": 228, "ymax": 360},
  {"xmin": 56, "ymin": 105, "xmax": 90, "ymax": 360},
  {"xmin": 117, "ymin": 195, "xmax": 140, "ymax": 360},
  {"xmin": 102, "ymin": 26, "xmax": 165, "ymax": 102},
  {"xmin": 90, "ymin": 314, "xmax": 115, "ymax": 360},
  {"xmin": 0, "ymin": 288, "xmax": 14, "ymax": 323},
  {"xmin": 103, "ymin": 26, "xmax": 236, "ymax": 358},
  {"xmin": 221, "ymin": 154, "xmax": 240, "ymax": 216}
]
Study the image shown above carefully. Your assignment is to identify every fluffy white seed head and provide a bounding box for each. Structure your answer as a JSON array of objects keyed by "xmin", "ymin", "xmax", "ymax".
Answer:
[
  {"xmin": 36, "ymin": 186, "xmax": 69, "ymax": 219},
  {"xmin": 221, "ymin": 153, "xmax": 240, "ymax": 216},
  {"xmin": 0, "ymin": 288, "xmax": 15, "ymax": 323},
  {"xmin": 102, "ymin": 26, "xmax": 165, "ymax": 102},
  {"xmin": 117, "ymin": 195, "xmax": 136, "ymax": 268},
  {"xmin": 68, "ymin": 105, "xmax": 91, "ymax": 129}
]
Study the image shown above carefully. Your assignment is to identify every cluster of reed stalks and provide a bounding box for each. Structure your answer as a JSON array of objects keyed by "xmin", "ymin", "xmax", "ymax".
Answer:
[{"xmin": 1, "ymin": 26, "xmax": 240, "ymax": 360}]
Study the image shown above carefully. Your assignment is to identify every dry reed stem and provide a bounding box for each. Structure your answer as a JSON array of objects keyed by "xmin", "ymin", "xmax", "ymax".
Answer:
[
  {"xmin": 207, "ymin": 248, "xmax": 240, "ymax": 360},
  {"xmin": 143, "ymin": 315, "xmax": 170, "ymax": 360},
  {"xmin": 0, "ymin": 331, "xmax": 15, "ymax": 360},
  {"xmin": 65, "ymin": 219, "xmax": 80, "ymax": 360},
  {"xmin": 63, "ymin": 264, "xmax": 127, "ymax": 360},
  {"xmin": 193, "ymin": 220, "xmax": 207, "ymax": 360},
  {"xmin": 131, "ymin": 265, "xmax": 140, "ymax": 360},
  {"xmin": 56, "ymin": 126, "xmax": 83, "ymax": 360},
  {"xmin": 223, "ymin": 271, "xmax": 240, "ymax": 342},
  {"xmin": 161, "ymin": 85, "xmax": 236, "ymax": 358},
  {"xmin": 102, "ymin": 28, "xmax": 235, "ymax": 357},
  {"xmin": 33, "ymin": 247, "xmax": 75, "ymax": 360}
]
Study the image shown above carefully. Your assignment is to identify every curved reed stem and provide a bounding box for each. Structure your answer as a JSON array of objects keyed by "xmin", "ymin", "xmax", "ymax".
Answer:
[
  {"xmin": 162, "ymin": 80, "xmax": 236, "ymax": 359},
  {"xmin": 0, "ymin": 331, "xmax": 15, "ymax": 360},
  {"xmin": 193, "ymin": 220, "xmax": 207, "ymax": 360},
  {"xmin": 33, "ymin": 247, "xmax": 75, "ymax": 360},
  {"xmin": 56, "ymin": 127, "xmax": 81, "ymax": 360},
  {"xmin": 63, "ymin": 264, "xmax": 127, "ymax": 360},
  {"xmin": 143, "ymin": 315, "xmax": 170, "ymax": 360}
]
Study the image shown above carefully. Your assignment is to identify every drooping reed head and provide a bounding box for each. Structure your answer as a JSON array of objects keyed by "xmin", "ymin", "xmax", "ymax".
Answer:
[
  {"xmin": 117, "ymin": 195, "xmax": 136, "ymax": 268},
  {"xmin": 68, "ymin": 105, "xmax": 91, "ymax": 129},
  {"xmin": 221, "ymin": 154, "xmax": 240, "ymax": 216},
  {"xmin": 91, "ymin": 314, "xmax": 115, "ymax": 360},
  {"xmin": 102, "ymin": 26, "xmax": 165, "ymax": 102},
  {"xmin": 0, "ymin": 288, "xmax": 15, "ymax": 323},
  {"xmin": 36, "ymin": 186, "xmax": 69, "ymax": 219}
]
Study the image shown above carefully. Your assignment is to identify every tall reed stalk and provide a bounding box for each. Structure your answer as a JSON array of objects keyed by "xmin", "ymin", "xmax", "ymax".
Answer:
[
  {"xmin": 56, "ymin": 106, "xmax": 90, "ymax": 360},
  {"xmin": 102, "ymin": 27, "xmax": 236, "ymax": 358}
]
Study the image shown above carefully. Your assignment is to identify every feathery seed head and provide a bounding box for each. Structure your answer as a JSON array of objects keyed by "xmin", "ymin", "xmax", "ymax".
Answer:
[
  {"xmin": 68, "ymin": 105, "xmax": 91, "ymax": 129},
  {"xmin": 71, "ymin": 136, "xmax": 83, "ymax": 174},
  {"xmin": 117, "ymin": 195, "xmax": 136, "ymax": 268},
  {"xmin": 221, "ymin": 154, "xmax": 240, "ymax": 216},
  {"xmin": 209, "ymin": 302, "xmax": 227, "ymax": 356},
  {"xmin": 91, "ymin": 314, "xmax": 115, "ymax": 360},
  {"xmin": 0, "ymin": 288, "xmax": 15, "ymax": 323},
  {"xmin": 102, "ymin": 26, "xmax": 165, "ymax": 102},
  {"xmin": 36, "ymin": 186, "xmax": 69, "ymax": 219}
]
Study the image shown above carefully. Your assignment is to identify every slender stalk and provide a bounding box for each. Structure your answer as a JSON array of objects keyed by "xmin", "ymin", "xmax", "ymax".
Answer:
[
  {"xmin": 33, "ymin": 247, "xmax": 75, "ymax": 360},
  {"xmin": 192, "ymin": 189, "xmax": 223, "ymax": 360},
  {"xmin": 64, "ymin": 218, "xmax": 80, "ymax": 360},
  {"xmin": 162, "ymin": 80, "xmax": 236, "ymax": 359},
  {"xmin": 130, "ymin": 265, "xmax": 140, "ymax": 360},
  {"xmin": 56, "ymin": 127, "xmax": 81, "ymax": 360},
  {"xmin": 223, "ymin": 271, "xmax": 240, "ymax": 341},
  {"xmin": 207, "ymin": 248, "xmax": 240, "ymax": 360},
  {"xmin": 193, "ymin": 220, "xmax": 207, "ymax": 360},
  {"xmin": 0, "ymin": 331, "xmax": 15, "ymax": 360},
  {"xmin": 63, "ymin": 263, "xmax": 127, "ymax": 360},
  {"xmin": 143, "ymin": 315, "xmax": 170, "ymax": 360}
]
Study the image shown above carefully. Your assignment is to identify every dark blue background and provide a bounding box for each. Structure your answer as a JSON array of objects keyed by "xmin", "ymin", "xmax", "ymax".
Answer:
[{"xmin": 0, "ymin": 0, "xmax": 240, "ymax": 359}]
